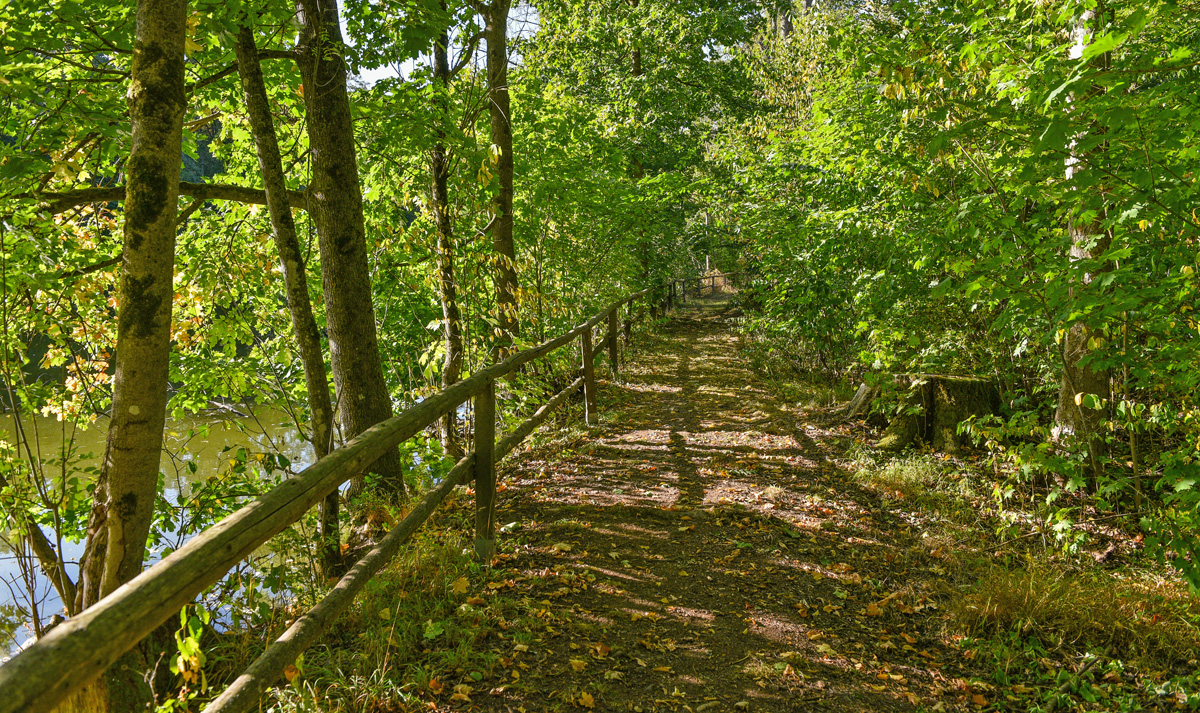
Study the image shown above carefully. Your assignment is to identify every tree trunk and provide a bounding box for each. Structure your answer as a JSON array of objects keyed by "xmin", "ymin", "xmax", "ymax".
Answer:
[
  {"xmin": 68, "ymin": 0, "xmax": 188, "ymax": 707},
  {"xmin": 234, "ymin": 27, "xmax": 342, "ymax": 578},
  {"xmin": 1054, "ymin": 5, "xmax": 1112, "ymax": 479},
  {"xmin": 484, "ymin": 0, "xmax": 519, "ymax": 358},
  {"xmin": 296, "ymin": 0, "xmax": 406, "ymax": 499},
  {"xmin": 431, "ymin": 21, "xmax": 464, "ymax": 459}
]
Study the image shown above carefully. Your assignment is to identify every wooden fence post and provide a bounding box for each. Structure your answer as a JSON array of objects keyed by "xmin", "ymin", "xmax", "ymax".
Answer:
[
  {"xmin": 581, "ymin": 327, "xmax": 598, "ymax": 426},
  {"xmin": 473, "ymin": 378, "xmax": 496, "ymax": 562},
  {"xmin": 607, "ymin": 308, "xmax": 619, "ymax": 378}
]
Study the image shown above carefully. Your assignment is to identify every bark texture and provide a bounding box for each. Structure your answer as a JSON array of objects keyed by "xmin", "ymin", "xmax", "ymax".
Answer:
[
  {"xmin": 235, "ymin": 26, "xmax": 342, "ymax": 577},
  {"xmin": 296, "ymin": 0, "xmax": 405, "ymax": 498},
  {"xmin": 77, "ymin": 0, "xmax": 188, "ymax": 611},
  {"xmin": 431, "ymin": 22, "xmax": 465, "ymax": 459},
  {"xmin": 484, "ymin": 0, "xmax": 519, "ymax": 358},
  {"xmin": 67, "ymin": 0, "xmax": 188, "ymax": 708}
]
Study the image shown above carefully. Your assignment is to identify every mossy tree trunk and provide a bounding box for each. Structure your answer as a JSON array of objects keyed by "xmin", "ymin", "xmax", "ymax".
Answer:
[
  {"xmin": 297, "ymin": 0, "xmax": 406, "ymax": 499},
  {"xmin": 234, "ymin": 26, "xmax": 342, "ymax": 577},
  {"xmin": 481, "ymin": 0, "xmax": 519, "ymax": 358},
  {"xmin": 431, "ymin": 15, "xmax": 465, "ymax": 459},
  {"xmin": 68, "ymin": 0, "xmax": 188, "ymax": 708}
]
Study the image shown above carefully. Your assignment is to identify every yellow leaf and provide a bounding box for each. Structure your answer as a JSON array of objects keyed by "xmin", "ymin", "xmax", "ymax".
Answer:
[
  {"xmin": 283, "ymin": 665, "xmax": 300, "ymax": 682},
  {"xmin": 570, "ymin": 659, "xmax": 587, "ymax": 672},
  {"xmin": 578, "ymin": 692, "xmax": 595, "ymax": 708},
  {"xmin": 451, "ymin": 577, "xmax": 469, "ymax": 595},
  {"xmin": 652, "ymin": 666, "xmax": 673, "ymax": 673}
]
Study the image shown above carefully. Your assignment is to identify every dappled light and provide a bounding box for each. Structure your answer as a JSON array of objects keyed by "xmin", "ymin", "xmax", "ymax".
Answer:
[{"xmin": 463, "ymin": 297, "xmax": 973, "ymax": 711}]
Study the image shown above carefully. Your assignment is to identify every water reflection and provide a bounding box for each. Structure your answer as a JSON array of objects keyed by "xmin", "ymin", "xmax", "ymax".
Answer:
[{"xmin": 0, "ymin": 408, "xmax": 315, "ymax": 656}]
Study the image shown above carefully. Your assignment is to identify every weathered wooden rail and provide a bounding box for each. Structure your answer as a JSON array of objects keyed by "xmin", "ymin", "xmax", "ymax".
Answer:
[
  {"xmin": 666, "ymin": 271, "xmax": 740, "ymax": 311},
  {"xmin": 0, "ymin": 288, "xmax": 660, "ymax": 713}
]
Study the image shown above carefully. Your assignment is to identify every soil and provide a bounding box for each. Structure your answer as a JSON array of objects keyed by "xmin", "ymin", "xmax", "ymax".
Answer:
[{"xmin": 468, "ymin": 296, "xmax": 987, "ymax": 712}]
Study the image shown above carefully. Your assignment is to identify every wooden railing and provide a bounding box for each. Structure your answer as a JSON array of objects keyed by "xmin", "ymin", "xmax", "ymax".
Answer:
[
  {"xmin": 666, "ymin": 271, "xmax": 740, "ymax": 311},
  {"xmin": 0, "ymin": 288, "xmax": 655, "ymax": 713}
]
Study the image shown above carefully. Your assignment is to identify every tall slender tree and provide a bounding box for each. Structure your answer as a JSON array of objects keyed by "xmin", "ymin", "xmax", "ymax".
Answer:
[
  {"xmin": 297, "ymin": 0, "xmax": 407, "ymax": 498},
  {"xmin": 1054, "ymin": 3, "xmax": 1113, "ymax": 480},
  {"xmin": 478, "ymin": 0, "xmax": 520, "ymax": 357},
  {"xmin": 430, "ymin": 11, "xmax": 469, "ymax": 459},
  {"xmin": 70, "ymin": 0, "xmax": 188, "ymax": 707},
  {"xmin": 235, "ymin": 25, "xmax": 342, "ymax": 576}
]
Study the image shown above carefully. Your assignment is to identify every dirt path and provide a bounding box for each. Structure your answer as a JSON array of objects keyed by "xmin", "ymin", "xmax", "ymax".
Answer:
[{"xmin": 477, "ymin": 297, "xmax": 980, "ymax": 712}]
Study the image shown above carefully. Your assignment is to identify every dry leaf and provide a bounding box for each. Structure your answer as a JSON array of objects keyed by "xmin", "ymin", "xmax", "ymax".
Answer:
[
  {"xmin": 451, "ymin": 577, "xmax": 469, "ymax": 595},
  {"xmin": 570, "ymin": 659, "xmax": 587, "ymax": 672},
  {"xmin": 282, "ymin": 665, "xmax": 300, "ymax": 682},
  {"xmin": 578, "ymin": 692, "xmax": 595, "ymax": 708}
]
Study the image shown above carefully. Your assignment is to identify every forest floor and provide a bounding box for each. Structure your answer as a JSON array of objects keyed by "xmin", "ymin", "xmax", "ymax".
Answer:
[
  {"xmin": 459, "ymin": 295, "xmax": 991, "ymax": 712},
  {"xmin": 299, "ymin": 295, "xmax": 1198, "ymax": 713}
]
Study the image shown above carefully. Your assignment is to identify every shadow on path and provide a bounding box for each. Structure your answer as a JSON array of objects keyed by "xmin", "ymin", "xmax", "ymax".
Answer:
[{"xmin": 479, "ymin": 297, "xmax": 974, "ymax": 712}]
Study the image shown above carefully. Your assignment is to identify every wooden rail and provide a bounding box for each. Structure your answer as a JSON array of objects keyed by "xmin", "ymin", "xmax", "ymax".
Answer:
[
  {"xmin": 0, "ymin": 289, "xmax": 651, "ymax": 713},
  {"xmin": 667, "ymin": 271, "xmax": 740, "ymax": 310}
]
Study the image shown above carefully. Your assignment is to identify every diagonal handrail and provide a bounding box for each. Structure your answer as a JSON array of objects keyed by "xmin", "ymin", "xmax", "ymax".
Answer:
[{"xmin": 0, "ymin": 288, "xmax": 652, "ymax": 713}]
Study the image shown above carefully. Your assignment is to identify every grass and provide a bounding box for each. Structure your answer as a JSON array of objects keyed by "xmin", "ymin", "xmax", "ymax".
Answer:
[
  {"xmin": 254, "ymin": 495, "xmax": 536, "ymax": 713},
  {"xmin": 954, "ymin": 558, "xmax": 1200, "ymax": 671}
]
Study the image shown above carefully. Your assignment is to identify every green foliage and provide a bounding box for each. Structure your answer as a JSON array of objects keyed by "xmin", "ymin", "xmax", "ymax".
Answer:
[{"xmin": 712, "ymin": 1, "xmax": 1200, "ymax": 586}]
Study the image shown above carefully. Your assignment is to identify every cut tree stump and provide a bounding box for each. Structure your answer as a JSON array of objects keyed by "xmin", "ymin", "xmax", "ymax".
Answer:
[
  {"xmin": 876, "ymin": 375, "xmax": 1000, "ymax": 454},
  {"xmin": 840, "ymin": 382, "xmax": 879, "ymax": 422}
]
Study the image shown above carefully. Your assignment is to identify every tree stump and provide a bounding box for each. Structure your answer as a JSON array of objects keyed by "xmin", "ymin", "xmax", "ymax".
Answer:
[
  {"xmin": 840, "ymin": 382, "xmax": 879, "ymax": 422},
  {"xmin": 877, "ymin": 375, "xmax": 1000, "ymax": 454}
]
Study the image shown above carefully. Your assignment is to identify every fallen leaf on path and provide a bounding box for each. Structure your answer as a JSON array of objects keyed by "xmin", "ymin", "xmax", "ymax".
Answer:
[{"xmin": 451, "ymin": 577, "xmax": 469, "ymax": 595}]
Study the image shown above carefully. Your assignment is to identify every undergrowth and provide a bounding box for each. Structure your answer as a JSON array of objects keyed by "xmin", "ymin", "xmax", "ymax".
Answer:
[
  {"xmin": 742, "ymin": 326, "xmax": 1200, "ymax": 712},
  {"xmin": 257, "ymin": 495, "xmax": 531, "ymax": 713}
]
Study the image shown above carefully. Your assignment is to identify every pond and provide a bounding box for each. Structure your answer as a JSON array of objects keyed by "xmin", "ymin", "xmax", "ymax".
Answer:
[{"xmin": 0, "ymin": 408, "xmax": 316, "ymax": 658}]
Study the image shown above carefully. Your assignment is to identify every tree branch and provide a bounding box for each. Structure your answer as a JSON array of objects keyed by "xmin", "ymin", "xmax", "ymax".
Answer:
[
  {"xmin": 27, "ymin": 181, "xmax": 308, "ymax": 215},
  {"xmin": 188, "ymin": 49, "xmax": 298, "ymax": 94}
]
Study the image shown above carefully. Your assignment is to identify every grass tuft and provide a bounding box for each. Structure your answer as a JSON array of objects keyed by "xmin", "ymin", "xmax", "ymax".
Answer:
[{"xmin": 953, "ymin": 559, "xmax": 1200, "ymax": 670}]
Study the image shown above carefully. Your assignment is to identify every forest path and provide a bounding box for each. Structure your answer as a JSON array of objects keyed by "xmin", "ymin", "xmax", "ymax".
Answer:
[{"xmin": 479, "ymin": 296, "xmax": 975, "ymax": 712}]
